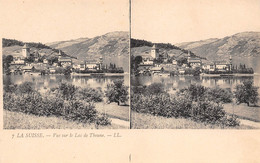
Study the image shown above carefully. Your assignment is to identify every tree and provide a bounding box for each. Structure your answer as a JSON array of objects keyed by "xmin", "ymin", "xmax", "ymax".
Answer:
[
  {"xmin": 234, "ymin": 80, "xmax": 259, "ymax": 106},
  {"xmin": 134, "ymin": 56, "xmax": 142, "ymax": 65},
  {"xmin": 3, "ymin": 55, "xmax": 13, "ymax": 71},
  {"xmin": 146, "ymin": 83, "xmax": 165, "ymax": 94},
  {"xmin": 177, "ymin": 57, "xmax": 188, "ymax": 66},
  {"xmin": 105, "ymin": 80, "xmax": 129, "ymax": 105},
  {"xmin": 64, "ymin": 66, "xmax": 72, "ymax": 75},
  {"xmin": 17, "ymin": 82, "xmax": 34, "ymax": 94},
  {"xmin": 56, "ymin": 83, "xmax": 77, "ymax": 100},
  {"xmin": 24, "ymin": 56, "xmax": 35, "ymax": 63},
  {"xmin": 49, "ymin": 56, "xmax": 58, "ymax": 65}
]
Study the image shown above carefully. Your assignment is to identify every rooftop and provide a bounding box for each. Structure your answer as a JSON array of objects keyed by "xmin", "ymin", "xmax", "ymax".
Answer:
[
  {"xmin": 23, "ymin": 43, "xmax": 29, "ymax": 49},
  {"xmin": 214, "ymin": 60, "xmax": 230, "ymax": 65}
]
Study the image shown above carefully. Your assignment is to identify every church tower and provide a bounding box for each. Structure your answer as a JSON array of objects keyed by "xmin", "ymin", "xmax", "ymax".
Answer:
[
  {"xmin": 151, "ymin": 44, "xmax": 159, "ymax": 58},
  {"xmin": 187, "ymin": 51, "xmax": 191, "ymax": 62},
  {"xmin": 229, "ymin": 55, "xmax": 232, "ymax": 71},
  {"xmin": 58, "ymin": 50, "xmax": 62, "ymax": 58},
  {"xmin": 22, "ymin": 43, "xmax": 30, "ymax": 58}
]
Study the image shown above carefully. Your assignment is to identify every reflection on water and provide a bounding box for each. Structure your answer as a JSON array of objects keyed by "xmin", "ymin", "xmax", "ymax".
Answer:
[
  {"xmin": 132, "ymin": 75, "xmax": 260, "ymax": 94},
  {"xmin": 3, "ymin": 74, "xmax": 129, "ymax": 93},
  {"xmin": 132, "ymin": 56, "xmax": 260, "ymax": 94}
]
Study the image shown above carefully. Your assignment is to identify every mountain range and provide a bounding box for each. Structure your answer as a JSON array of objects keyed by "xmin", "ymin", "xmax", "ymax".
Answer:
[
  {"xmin": 2, "ymin": 31, "xmax": 130, "ymax": 72},
  {"xmin": 176, "ymin": 31, "xmax": 260, "ymax": 60},
  {"xmin": 46, "ymin": 31, "xmax": 129, "ymax": 59}
]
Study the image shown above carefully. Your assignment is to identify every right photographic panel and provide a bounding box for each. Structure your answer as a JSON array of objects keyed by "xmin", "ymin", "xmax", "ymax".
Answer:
[{"xmin": 130, "ymin": 0, "xmax": 260, "ymax": 129}]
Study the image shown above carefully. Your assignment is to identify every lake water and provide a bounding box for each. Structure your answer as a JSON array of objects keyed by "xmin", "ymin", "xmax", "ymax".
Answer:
[
  {"xmin": 3, "ymin": 74, "xmax": 129, "ymax": 94},
  {"xmin": 132, "ymin": 75, "xmax": 260, "ymax": 94},
  {"xmin": 132, "ymin": 56, "xmax": 260, "ymax": 94}
]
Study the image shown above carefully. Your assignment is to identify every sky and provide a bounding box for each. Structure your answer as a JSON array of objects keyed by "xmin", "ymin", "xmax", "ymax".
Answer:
[
  {"xmin": 131, "ymin": 0, "xmax": 260, "ymax": 44},
  {"xmin": 0, "ymin": 0, "xmax": 129, "ymax": 43}
]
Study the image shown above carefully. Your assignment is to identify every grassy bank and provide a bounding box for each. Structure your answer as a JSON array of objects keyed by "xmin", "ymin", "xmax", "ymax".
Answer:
[
  {"xmin": 4, "ymin": 110, "xmax": 127, "ymax": 129},
  {"xmin": 224, "ymin": 103, "xmax": 260, "ymax": 122},
  {"xmin": 131, "ymin": 111, "xmax": 256, "ymax": 129},
  {"xmin": 3, "ymin": 81, "xmax": 130, "ymax": 129},
  {"xmin": 95, "ymin": 102, "xmax": 130, "ymax": 121}
]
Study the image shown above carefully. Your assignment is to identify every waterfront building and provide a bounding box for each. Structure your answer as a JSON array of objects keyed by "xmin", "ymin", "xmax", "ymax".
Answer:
[
  {"xmin": 10, "ymin": 56, "xmax": 25, "ymax": 65},
  {"xmin": 140, "ymin": 57, "xmax": 154, "ymax": 66},
  {"xmin": 58, "ymin": 57, "xmax": 72, "ymax": 67},
  {"xmin": 187, "ymin": 52, "xmax": 202, "ymax": 68}
]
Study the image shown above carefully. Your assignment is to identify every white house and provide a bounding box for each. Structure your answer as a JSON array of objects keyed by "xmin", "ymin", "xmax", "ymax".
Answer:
[
  {"xmin": 43, "ymin": 59, "xmax": 48, "ymax": 64},
  {"xmin": 141, "ymin": 57, "xmax": 154, "ymax": 65},
  {"xmin": 11, "ymin": 57, "xmax": 25, "ymax": 65},
  {"xmin": 172, "ymin": 59, "xmax": 177, "ymax": 65},
  {"xmin": 58, "ymin": 57, "xmax": 72, "ymax": 67}
]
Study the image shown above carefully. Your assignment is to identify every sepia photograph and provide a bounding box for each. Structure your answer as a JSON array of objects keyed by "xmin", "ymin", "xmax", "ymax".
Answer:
[
  {"xmin": 130, "ymin": 0, "xmax": 260, "ymax": 129},
  {"xmin": 2, "ymin": 0, "xmax": 130, "ymax": 129},
  {"xmin": 0, "ymin": 0, "xmax": 260, "ymax": 162}
]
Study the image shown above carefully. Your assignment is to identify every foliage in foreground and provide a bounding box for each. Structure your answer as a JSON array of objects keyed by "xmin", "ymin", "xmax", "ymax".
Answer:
[
  {"xmin": 178, "ymin": 84, "xmax": 233, "ymax": 103},
  {"xmin": 234, "ymin": 80, "xmax": 259, "ymax": 106},
  {"xmin": 105, "ymin": 80, "xmax": 129, "ymax": 105},
  {"xmin": 131, "ymin": 84, "xmax": 239, "ymax": 127},
  {"xmin": 4, "ymin": 82, "xmax": 110, "ymax": 126}
]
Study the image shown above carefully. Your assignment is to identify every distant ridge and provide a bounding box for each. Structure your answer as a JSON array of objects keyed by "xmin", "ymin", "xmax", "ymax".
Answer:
[
  {"xmin": 175, "ymin": 31, "xmax": 260, "ymax": 60},
  {"xmin": 130, "ymin": 38, "xmax": 205, "ymax": 60},
  {"xmin": 46, "ymin": 31, "xmax": 130, "ymax": 72},
  {"xmin": 46, "ymin": 31, "xmax": 129, "ymax": 59},
  {"xmin": 2, "ymin": 38, "xmax": 72, "ymax": 58}
]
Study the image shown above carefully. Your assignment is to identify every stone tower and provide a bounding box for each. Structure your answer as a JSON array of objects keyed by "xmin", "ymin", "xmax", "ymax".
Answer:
[
  {"xmin": 151, "ymin": 44, "xmax": 159, "ymax": 58},
  {"xmin": 98, "ymin": 57, "xmax": 103, "ymax": 70},
  {"xmin": 58, "ymin": 50, "xmax": 62, "ymax": 58},
  {"xmin": 22, "ymin": 43, "xmax": 30, "ymax": 58},
  {"xmin": 229, "ymin": 55, "xmax": 232, "ymax": 71}
]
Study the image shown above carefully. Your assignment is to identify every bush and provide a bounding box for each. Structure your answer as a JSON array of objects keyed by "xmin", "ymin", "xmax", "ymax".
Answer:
[
  {"xmin": 76, "ymin": 87, "xmax": 103, "ymax": 102},
  {"xmin": 178, "ymin": 85, "xmax": 233, "ymax": 104},
  {"xmin": 205, "ymin": 87, "xmax": 233, "ymax": 103},
  {"xmin": 16, "ymin": 82, "xmax": 35, "ymax": 94},
  {"xmin": 4, "ymin": 91, "xmax": 46, "ymax": 116},
  {"xmin": 4, "ymin": 84, "xmax": 17, "ymax": 93},
  {"xmin": 105, "ymin": 80, "xmax": 129, "ymax": 105},
  {"xmin": 179, "ymin": 84, "xmax": 207, "ymax": 102},
  {"xmin": 95, "ymin": 114, "xmax": 112, "ymax": 126},
  {"xmin": 219, "ymin": 115, "xmax": 240, "ymax": 127},
  {"xmin": 3, "ymin": 82, "xmax": 112, "ymax": 126},
  {"xmin": 234, "ymin": 80, "xmax": 259, "ymax": 106},
  {"xmin": 146, "ymin": 83, "xmax": 165, "ymax": 94},
  {"xmin": 62, "ymin": 100, "xmax": 97, "ymax": 123},
  {"xmin": 131, "ymin": 88, "xmax": 239, "ymax": 127},
  {"xmin": 53, "ymin": 83, "xmax": 78, "ymax": 100},
  {"xmin": 131, "ymin": 92, "xmax": 173, "ymax": 117},
  {"xmin": 191, "ymin": 100, "xmax": 226, "ymax": 124}
]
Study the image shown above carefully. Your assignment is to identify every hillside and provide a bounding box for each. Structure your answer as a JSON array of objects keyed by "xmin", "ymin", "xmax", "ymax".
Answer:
[
  {"xmin": 2, "ymin": 38, "xmax": 71, "ymax": 59},
  {"xmin": 176, "ymin": 31, "xmax": 260, "ymax": 60},
  {"xmin": 2, "ymin": 31, "xmax": 130, "ymax": 72},
  {"xmin": 131, "ymin": 38, "xmax": 200, "ymax": 59},
  {"xmin": 47, "ymin": 31, "xmax": 129, "ymax": 72}
]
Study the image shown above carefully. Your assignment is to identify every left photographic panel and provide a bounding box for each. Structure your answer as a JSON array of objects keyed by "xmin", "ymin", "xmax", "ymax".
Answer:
[{"xmin": 1, "ymin": 0, "xmax": 130, "ymax": 129}]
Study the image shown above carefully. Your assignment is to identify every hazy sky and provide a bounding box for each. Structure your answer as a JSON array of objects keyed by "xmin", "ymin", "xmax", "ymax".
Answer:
[
  {"xmin": 0, "ymin": 0, "xmax": 129, "ymax": 43},
  {"xmin": 131, "ymin": 0, "xmax": 260, "ymax": 44}
]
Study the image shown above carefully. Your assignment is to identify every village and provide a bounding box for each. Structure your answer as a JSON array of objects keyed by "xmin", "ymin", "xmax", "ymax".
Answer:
[
  {"xmin": 5, "ymin": 44, "xmax": 124, "ymax": 75},
  {"xmin": 134, "ymin": 44, "xmax": 253, "ymax": 76}
]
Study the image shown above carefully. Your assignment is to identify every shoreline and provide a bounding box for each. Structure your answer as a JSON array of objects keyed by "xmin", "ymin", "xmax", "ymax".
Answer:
[
  {"xmin": 201, "ymin": 73, "xmax": 255, "ymax": 77},
  {"xmin": 132, "ymin": 73, "xmax": 256, "ymax": 77},
  {"xmin": 4, "ymin": 72, "xmax": 129, "ymax": 77},
  {"xmin": 70, "ymin": 72, "xmax": 128, "ymax": 77}
]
